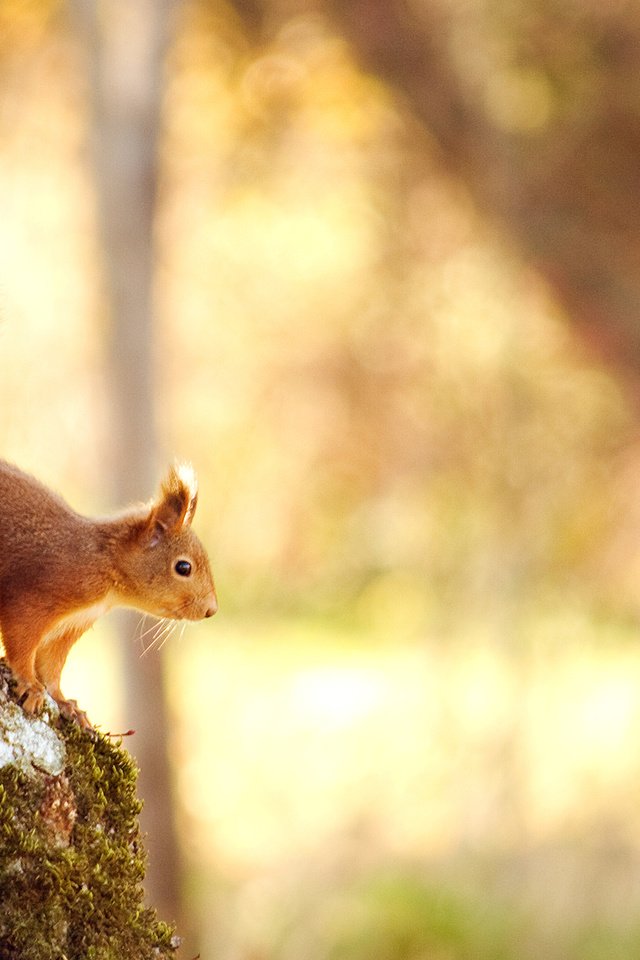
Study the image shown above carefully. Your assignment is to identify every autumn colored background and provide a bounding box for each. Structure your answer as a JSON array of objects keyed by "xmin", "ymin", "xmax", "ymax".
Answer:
[{"xmin": 2, "ymin": 1, "xmax": 640, "ymax": 957}]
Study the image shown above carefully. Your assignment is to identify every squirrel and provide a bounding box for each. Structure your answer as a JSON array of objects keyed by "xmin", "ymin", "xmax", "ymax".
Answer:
[{"xmin": 0, "ymin": 459, "xmax": 217, "ymax": 729}]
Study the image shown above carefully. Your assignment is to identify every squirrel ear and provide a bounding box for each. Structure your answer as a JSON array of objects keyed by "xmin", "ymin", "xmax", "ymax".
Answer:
[{"xmin": 148, "ymin": 462, "xmax": 199, "ymax": 542}]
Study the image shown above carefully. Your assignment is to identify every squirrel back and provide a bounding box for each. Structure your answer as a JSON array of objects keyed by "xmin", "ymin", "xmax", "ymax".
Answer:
[{"xmin": 0, "ymin": 459, "xmax": 217, "ymax": 727}]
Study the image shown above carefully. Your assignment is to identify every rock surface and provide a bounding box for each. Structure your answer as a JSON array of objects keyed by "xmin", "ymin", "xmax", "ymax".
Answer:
[{"xmin": 0, "ymin": 661, "xmax": 179, "ymax": 960}]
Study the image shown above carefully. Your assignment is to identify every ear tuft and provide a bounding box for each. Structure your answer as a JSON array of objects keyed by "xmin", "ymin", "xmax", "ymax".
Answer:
[
  {"xmin": 149, "ymin": 461, "xmax": 199, "ymax": 541},
  {"xmin": 174, "ymin": 462, "xmax": 198, "ymax": 522}
]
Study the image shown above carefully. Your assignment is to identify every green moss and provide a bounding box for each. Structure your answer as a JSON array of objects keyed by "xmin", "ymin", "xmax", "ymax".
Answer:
[{"xmin": 0, "ymin": 719, "xmax": 179, "ymax": 960}]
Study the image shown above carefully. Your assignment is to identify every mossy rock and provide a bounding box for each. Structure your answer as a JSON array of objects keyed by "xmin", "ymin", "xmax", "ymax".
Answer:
[{"xmin": 0, "ymin": 662, "xmax": 179, "ymax": 960}]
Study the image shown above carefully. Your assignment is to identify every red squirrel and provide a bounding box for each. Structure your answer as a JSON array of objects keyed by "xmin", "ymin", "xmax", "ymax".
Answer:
[{"xmin": 0, "ymin": 459, "xmax": 217, "ymax": 729}]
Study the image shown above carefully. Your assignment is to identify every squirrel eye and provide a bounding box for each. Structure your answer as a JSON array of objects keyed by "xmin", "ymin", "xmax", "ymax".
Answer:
[{"xmin": 174, "ymin": 559, "xmax": 192, "ymax": 577}]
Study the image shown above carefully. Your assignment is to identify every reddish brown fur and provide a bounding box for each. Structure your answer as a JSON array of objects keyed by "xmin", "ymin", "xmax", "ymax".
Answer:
[{"xmin": 0, "ymin": 460, "xmax": 217, "ymax": 728}]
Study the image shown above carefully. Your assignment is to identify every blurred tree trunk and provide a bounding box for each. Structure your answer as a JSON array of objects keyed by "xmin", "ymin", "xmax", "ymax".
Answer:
[{"xmin": 71, "ymin": 0, "xmax": 185, "ymax": 937}]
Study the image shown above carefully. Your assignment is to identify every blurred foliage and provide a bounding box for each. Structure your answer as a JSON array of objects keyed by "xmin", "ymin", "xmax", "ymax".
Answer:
[
  {"xmin": 211, "ymin": 858, "xmax": 640, "ymax": 960},
  {"xmin": 314, "ymin": 0, "xmax": 640, "ymax": 377},
  {"xmin": 157, "ymin": 2, "xmax": 637, "ymax": 630},
  {"xmin": 273, "ymin": 871, "xmax": 525, "ymax": 960}
]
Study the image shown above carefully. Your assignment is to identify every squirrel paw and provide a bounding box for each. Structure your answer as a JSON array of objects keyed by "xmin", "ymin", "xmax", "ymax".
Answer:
[
  {"xmin": 56, "ymin": 697, "xmax": 94, "ymax": 731},
  {"xmin": 14, "ymin": 679, "xmax": 46, "ymax": 716}
]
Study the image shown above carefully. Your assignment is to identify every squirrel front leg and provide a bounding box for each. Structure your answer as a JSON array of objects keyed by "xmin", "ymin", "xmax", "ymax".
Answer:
[
  {"xmin": 0, "ymin": 604, "xmax": 55, "ymax": 716},
  {"xmin": 35, "ymin": 627, "xmax": 93, "ymax": 729}
]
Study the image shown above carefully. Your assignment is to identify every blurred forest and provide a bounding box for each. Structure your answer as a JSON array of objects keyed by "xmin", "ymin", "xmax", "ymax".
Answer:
[{"xmin": 2, "ymin": 0, "xmax": 640, "ymax": 958}]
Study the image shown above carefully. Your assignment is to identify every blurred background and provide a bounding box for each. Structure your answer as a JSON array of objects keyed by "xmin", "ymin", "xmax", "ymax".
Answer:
[{"xmin": 2, "ymin": 0, "xmax": 640, "ymax": 957}]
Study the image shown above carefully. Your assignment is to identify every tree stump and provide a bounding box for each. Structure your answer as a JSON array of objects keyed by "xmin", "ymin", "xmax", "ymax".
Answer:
[{"xmin": 0, "ymin": 661, "xmax": 179, "ymax": 960}]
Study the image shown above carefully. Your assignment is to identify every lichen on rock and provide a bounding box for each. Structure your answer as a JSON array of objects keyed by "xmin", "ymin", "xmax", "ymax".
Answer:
[
  {"xmin": 0, "ymin": 692, "xmax": 65, "ymax": 777},
  {"xmin": 0, "ymin": 661, "xmax": 180, "ymax": 960}
]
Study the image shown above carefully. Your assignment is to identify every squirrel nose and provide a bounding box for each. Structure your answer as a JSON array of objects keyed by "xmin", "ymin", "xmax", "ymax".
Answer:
[{"xmin": 204, "ymin": 594, "xmax": 218, "ymax": 618}]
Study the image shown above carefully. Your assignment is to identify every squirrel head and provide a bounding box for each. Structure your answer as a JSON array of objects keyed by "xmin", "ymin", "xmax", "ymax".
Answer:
[{"xmin": 114, "ymin": 463, "xmax": 218, "ymax": 621}]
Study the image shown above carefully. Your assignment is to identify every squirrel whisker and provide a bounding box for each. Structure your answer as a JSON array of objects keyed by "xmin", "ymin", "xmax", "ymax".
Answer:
[
  {"xmin": 156, "ymin": 621, "xmax": 181, "ymax": 654},
  {"xmin": 135, "ymin": 613, "xmax": 154, "ymax": 646},
  {"xmin": 137, "ymin": 614, "xmax": 172, "ymax": 647},
  {"xmin": 140, "ymin": 618, "xmax": 172, "ymax": 658}
]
